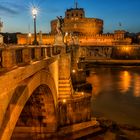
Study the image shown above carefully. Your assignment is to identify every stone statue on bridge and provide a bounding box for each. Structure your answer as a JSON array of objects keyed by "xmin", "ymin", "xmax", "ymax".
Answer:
[
  {"xmin": 0, "ymin": 18, "xmax": 3, "ymax": 32},
  {"xmin": 54, "ymin": 16, "xmax": 65, "ymax": 46},
  {"xmin": 56, "ymin": 16, "xmax": 64, "ymax": 35}
]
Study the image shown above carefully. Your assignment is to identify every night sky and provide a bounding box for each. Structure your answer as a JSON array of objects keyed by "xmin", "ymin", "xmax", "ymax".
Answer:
[{"xmin": 0, "ymin": 0, "xmax": 140, "ymax": 33}]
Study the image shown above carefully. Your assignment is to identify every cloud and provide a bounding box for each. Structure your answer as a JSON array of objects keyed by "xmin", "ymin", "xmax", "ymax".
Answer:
[
  {"xmin": 0, "ymin": 2, "xmax": 25, "ymax": 16},
  {"xmin": 0, "ymin": 5, "xmax": 18, "ymax": 15}
]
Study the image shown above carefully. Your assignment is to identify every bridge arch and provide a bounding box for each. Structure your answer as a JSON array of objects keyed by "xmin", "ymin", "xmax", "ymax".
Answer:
[{"xmin": 0, "ymin": 70, "xmax": 58, "ymax": 140}]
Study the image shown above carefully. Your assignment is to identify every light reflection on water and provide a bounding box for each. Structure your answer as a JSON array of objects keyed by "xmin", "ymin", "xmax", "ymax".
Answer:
[
  {"xmin": 119, "ymin": 71, "xmax": 131, "ymax": 93},
  {"xmin": 87, "ymin": 66, "xmax": 140, "ymax": 127}
]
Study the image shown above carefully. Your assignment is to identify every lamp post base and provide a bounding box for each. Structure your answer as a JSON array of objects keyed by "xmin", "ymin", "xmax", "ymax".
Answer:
[{"xmin": 32, "ymin": 40, "xmax": 39, "ymax": 45}]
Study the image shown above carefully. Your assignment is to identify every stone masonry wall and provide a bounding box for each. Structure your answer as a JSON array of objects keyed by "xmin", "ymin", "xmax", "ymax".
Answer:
[{"xmin": 58, "ymin": 95, "xmax": 91, "ymax": 127}]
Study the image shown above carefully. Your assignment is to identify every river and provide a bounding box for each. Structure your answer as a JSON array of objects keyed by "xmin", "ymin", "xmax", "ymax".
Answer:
[{"xmin": 87, "ymin": 66, "xmax": 140, "ymax": 127}]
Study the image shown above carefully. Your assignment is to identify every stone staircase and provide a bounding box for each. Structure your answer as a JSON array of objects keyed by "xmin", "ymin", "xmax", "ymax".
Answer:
[{"xmin": 58, "ymin": 78, "xmax": 74, "ymax": 99}]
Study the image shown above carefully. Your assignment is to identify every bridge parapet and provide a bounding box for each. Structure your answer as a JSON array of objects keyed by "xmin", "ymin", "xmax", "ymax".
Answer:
[
  {"xmin": 0, "ymin": 45, "xmax": 61, "ymax": 70},
  {"xmin": 0, "ymin": 43, "xmax": 93, "ymax": 140}
]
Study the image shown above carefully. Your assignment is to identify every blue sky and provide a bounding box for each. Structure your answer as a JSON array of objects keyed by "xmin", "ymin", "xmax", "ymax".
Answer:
[{"xmin": 0, "ymin": 0, "xmax": 140, "ymax": 33}]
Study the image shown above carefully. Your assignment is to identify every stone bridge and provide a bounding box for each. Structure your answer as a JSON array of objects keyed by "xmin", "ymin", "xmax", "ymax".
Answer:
[{"xmin": 0, "ymin": 45, "xmax": 91, "ymax": 140}]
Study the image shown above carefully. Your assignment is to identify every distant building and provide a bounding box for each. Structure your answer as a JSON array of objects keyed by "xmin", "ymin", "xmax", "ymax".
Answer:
[
  {"xmin": 0, "ymin": 19, "xmax": 3, "ymax": 44},
  {"xmin": 0, "ymin": 35, "xmax": 3, "ymax": 44},
  {"xmin": 17, "ymin": 33, "xmax": 54, "ymax": 45},
  {"xmin": 17, "ymin": 5, "xmax": 132, "ymax": 46},
  {"xmin": 137, "ymin": 34, "xmax": 140, "ymax": 44}
]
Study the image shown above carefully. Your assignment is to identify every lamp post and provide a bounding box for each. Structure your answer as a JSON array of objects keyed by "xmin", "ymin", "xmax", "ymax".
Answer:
[{"xmin": 32, "ymin": 7, "xmax": 38, "ymax": 45}]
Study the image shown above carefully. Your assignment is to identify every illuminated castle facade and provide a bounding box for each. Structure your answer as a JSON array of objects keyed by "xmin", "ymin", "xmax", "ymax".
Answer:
[
  {"xmin": 51, "ymin": 7, "xmax": 103, "ymax": 35},
  {"xmin": 17, "ymin": 5, "xmax": 132, "ymax": 46}
]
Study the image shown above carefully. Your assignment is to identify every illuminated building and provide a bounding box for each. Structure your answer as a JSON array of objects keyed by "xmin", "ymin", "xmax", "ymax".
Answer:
[
  {"xmin": 0, "ymin": 19, "xmax": 3, "ymax": 44},
  {"xmin": 17, "ymin": 4, "xmax": 132, "ymax": 46}
]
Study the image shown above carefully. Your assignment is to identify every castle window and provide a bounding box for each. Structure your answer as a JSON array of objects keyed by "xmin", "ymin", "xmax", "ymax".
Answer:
[
  {"xmin": 81, "ymin": 14, "xmax": 83, "ymax": 18},
  {"xmin": 67, "ymin": 14, "xmax": 69, "ymax": 18},
  {"xmin": 76, "ymin": 13, "xmax": 78, "ymax": 16},
  {"xmin": 72, "ymin": 13, "xmax": 74, "ymax": 17},
  {"xmin": 74, "ymin": 24, "xmax": 77, "ymax": 28}
]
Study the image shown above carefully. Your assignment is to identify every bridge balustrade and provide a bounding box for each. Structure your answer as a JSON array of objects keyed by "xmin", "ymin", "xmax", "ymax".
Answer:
[
  {"xmin": 31, "ymin": 48, "xmax": 35, "ymax": 60},
  {"xmin": 0, "ymin": 45, "xmax": 60, "ymax": 70},
  {"xmin": 15, "ymin": 49, "xmax": 23, "ymax": 64},
  {"xmin": 52, "ymin": 46, "xmax": 61, "ymax": 55},
  {"xmin": 46, "ymin": 47, "xmax": 52, "ymax": 57},
  {"xmin": 41, "ymin": 47, "xmax": 45, "ymax": 57}
]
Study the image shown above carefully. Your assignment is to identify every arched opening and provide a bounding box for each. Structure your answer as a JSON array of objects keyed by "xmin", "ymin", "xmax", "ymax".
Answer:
[{"xmin": 11, "ymin": 84, "xmax": 57, "ymax": 139}]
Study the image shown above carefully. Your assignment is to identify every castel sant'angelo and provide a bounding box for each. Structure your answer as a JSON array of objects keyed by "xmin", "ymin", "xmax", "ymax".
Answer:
[{"xmin": 17, "ymin": 3, "xmax": 132, "ymax": 46}]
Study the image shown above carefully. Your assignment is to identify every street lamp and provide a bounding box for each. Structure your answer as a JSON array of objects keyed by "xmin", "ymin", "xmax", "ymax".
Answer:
[
  {"xmin": 72, "ymin": 69, "xmax": 76, "ymax": 73},
  {"xmin": 28, "ymin": 32, "xmax": 32, "ymax": 37},
  {"xmin": 81, "ymin": 92, "xmax": 84, "ymax": 95},
  {"xmin": 62, "ymin": 99, "xmax": 66, "ymax": 104},
  {"xmin": 32, "ymin": 7, "xmax": 38, "ymax": 45}
]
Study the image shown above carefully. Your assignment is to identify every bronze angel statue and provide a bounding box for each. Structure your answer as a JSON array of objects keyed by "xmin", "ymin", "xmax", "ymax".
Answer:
[{"xmin": 56, "ymin": 16, "xmax": 64, "ymax": 35}]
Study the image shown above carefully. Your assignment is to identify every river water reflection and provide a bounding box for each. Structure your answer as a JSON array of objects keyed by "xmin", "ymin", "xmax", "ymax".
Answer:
[{"xmin": 87, "ymin": 66, "xmax": 140, "ymax": 127}]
